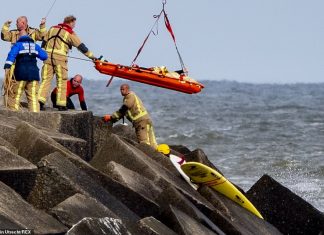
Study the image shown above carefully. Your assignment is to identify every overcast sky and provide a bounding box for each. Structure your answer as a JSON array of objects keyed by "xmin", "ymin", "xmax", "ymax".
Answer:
[{"xmin": 0, "ymin": 0, "xmax": 323, "ymax": 84}]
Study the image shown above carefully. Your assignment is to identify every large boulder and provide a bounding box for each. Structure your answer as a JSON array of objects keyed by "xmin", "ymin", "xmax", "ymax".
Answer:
[
  {"xmin": 166, "ymin": 206, "xmax": 221, "ymax": 235},
  {"xmin": 137, "ymin": 217, "xmax": 177, "ymax": 235},
  {"xmin": 27, "ymin": 151, "xmax": 140, "ymax": 234},
  {"xmin": 66, "ymin": 217, "xmax": 130, "ymax": 235},
  {"xmin": 90, "ymin": 133, "xmax": 216, "ymax": 213},
  {"xmin": 105, "ymin": 161, "xmax": 161, "ymax": 217},
  {"xmin": 247, "ymin": 174, "xmax": 324, "ymax": 235},
  {"xmin": 50, "ymin": 193, "xmax": 119, "ymax": 227},
  {"xmin": 0, "ymin": 108, "xmax": 93, "ymax": 160},
  {"xmin": 0, "ymin": 146, "xmax": 37, "ymax": 198},
  {"xmin": 0, "ymin": 136, "xmax": 17, "ymax": 154},
  {"xmin": 0, "ymin": 181, "xmax": 67, "ymax": 234},
  {"xmin": 199, "ymin": 185, "xmax": 282, "ymax": 235}
]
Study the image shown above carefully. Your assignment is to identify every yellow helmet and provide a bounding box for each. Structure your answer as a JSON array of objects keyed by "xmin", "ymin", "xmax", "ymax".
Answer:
[{"xmin": 157, "ymin": 144, "xmax": 171, "ymax": 155}]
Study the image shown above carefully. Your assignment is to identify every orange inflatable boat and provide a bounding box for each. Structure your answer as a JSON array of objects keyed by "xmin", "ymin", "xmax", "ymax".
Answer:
[{"xmin": 94, "ymin": 60, "xmax": 204, "ymax": 94}]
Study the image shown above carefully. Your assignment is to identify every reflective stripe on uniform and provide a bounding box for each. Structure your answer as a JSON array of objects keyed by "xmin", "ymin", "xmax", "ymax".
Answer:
[
  {"xmin": 112, "ymin": 112, "xmax": 121, "ymax": 119},
  {"xmin": 46, "ymin": 28, "xmax": 70, "ymax": 56},
  {"xmin": 56, "ymin": 65, "xmax": 66, "ymax": 106},
  {"xmin": 127, "ymin": 94, "xmax": 148, "ymax": 121},
  {"xmin": 31, "ymin": 81, "xmax": 38, "ymax": 112},
  {"xmin": 14, "ymin": 81, "xmax": 26, "ymax": 110},
  {"xmin": 38, "ymin": 63, "xmax": 48, "ymax": 103}
]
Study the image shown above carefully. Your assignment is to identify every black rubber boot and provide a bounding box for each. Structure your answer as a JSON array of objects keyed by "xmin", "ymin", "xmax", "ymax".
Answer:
[
  {"xmin": 58, "ymin": 106, "xmax": 67, "ymax": 111},
  {"xmin": 39, "ymin": 102, "xmax": 45, "ymax": 111}
]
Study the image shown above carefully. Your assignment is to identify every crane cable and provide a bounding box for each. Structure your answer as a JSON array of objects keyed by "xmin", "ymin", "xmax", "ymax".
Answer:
[{"xmin": 106, "ymin": 0, "xmax": 187, "ymax": 87}]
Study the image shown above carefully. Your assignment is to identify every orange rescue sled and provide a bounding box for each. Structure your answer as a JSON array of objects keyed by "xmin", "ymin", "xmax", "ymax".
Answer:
[{"xmin": 94, "ymin": 60, "xmax": 204, "ymax": 94}]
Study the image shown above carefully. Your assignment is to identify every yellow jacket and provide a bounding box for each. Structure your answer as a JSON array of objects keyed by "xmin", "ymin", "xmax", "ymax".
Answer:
[
  {"xmin": 1, "ymin": 22, "xmax": 46, "ymax": 44},
  {"xmin": 112, "ymin": 92, "xmax": 150, "ymax": 123},
  {"xmin": 43, "ymin": 23, "xmax": 94, "ymax": 65}
]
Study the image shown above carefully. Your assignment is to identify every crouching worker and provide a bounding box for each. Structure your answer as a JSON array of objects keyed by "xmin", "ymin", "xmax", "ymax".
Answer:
[
  {"xmin": 103, "ymin": 83, "xmax": 158, "ymax": 149},
  {"xmin": 3, "ymin": 30, "xmax": 47, "ymax": 112},
  {"xmin": 51, "ymin": 74, "xmax": 87, "ymax": 110}
]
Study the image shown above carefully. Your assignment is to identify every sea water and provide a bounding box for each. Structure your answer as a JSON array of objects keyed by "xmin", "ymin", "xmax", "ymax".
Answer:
[{"xmin": 82, "ymin": 79, "xmax": 324, "ymax": 212}]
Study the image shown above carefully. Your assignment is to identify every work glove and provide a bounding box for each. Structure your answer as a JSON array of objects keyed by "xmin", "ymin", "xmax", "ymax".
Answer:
[
  {"xmin": 98, "ymin": 55, "xmax": 108, "ymax": 62},
  {"xmin": 102, "ymin": 114, "xmax": 112, "ymax": 122},
  {"xmin": 3, "ymin": 64, "xmax": 11, "ymax": 69}
]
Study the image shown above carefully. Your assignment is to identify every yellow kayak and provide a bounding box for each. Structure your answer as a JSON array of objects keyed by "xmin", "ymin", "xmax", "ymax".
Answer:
[{"xmin": 181, "ymin": 162, "xmax": 263, "ymax": 219}]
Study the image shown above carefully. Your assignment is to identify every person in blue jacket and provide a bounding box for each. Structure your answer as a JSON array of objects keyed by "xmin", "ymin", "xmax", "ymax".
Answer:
[{"xmin": 4, "ymin": 29, "xmax": 47, "ymax": 112}]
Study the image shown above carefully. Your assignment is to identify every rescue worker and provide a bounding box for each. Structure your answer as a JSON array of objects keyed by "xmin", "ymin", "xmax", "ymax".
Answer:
[
  {"xmin": 1, "ymin": 16, "xmax": 46, "ymax": 44},
  {"xmin": 38, "ymin": 15, "xmax": 97, "ymax": 111},
  {"xmin": 103, "ymin": 84, "xmax": 158, "ymax": 149},
  {"xmin": 51, "ymin": 74, "xmax": 87, "ymax": 110},
  {"xmin": 1, "ymin": 16, "xmax": 46, "ymax": 99},
  {"xmin": 3, "ymin": 29, "xmax": 48, "ymax": 112}
]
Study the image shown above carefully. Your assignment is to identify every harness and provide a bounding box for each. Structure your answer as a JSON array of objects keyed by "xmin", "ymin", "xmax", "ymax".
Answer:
[{"xmin": 43, "ymin": 24, "xmax": 73, "ymax": 66}]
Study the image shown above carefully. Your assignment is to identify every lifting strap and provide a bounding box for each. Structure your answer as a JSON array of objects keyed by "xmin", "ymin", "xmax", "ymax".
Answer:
[
  {"xmin": 131, "ymin": 0, "xmax": 187, "ymax": 75},
  {"xmin": 107, "ymin": 0, "xmax": 187, "ymax": 87}
]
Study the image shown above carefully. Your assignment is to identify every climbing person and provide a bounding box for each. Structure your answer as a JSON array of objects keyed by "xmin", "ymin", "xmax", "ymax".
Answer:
[
  {"xmin": 38, "ymin": 15, "xmax": 97, "ymax": 111},
  {"xmin": 3, "ymin": 29, "xmax": 48, "ymax": 112},
  {"xmin": 51, "ymin": 74, "xmax": 87, "ymax": 110},
  {"xmin": 103, "ymin": 83, "xmax": 158, "ymax": 149},
  {"xmin": 1, "ymin": 16, "xmax": 46, "ymax": 44}
]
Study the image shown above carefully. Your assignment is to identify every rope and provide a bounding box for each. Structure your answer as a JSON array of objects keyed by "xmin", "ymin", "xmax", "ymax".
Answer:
[
  {"xmin": 1, "ymin": 69, "xmax": 17, "ymax": 109},
  {"xmin": 131, "ymin": 2, "xmax": 166, "ymax": 65},
  {"xmin": 45, "ymin": 0, "xmax": 57, "ymax": 18},
  {"xmin": 105, "ymin": 2, "xmax": 167, "ymax": 87},
  {"xmin": 131, "ymin": 0, "xmax": 187, "ymax": 75},
  {"xmin": 163, "ymin": 9, "xmax": 187, "ymax": 75}
]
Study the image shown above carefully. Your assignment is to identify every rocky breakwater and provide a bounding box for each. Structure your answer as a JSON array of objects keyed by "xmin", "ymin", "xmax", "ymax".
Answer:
[{"xmin": 0, "ymin": 107, "xmax": 323, "ymax": 235}]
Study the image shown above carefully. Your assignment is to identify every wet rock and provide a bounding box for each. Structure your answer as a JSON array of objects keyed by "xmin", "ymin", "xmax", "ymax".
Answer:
[
  {"xmin": 0, "ymin": 181, "xmax": 67, "ymax": 234},
  {"xmin": 170, "ymin": 145, "xmax": 191, "ymax": 155},
  {"xmin": 247, "ymin": 174, "xmax": 324, "ymax": 235},
  {"xmin": 50, "ymin": 193, "xmax": 119, "ymax": 227},
  {"xmin": 27, "ymin": 151, "xmax": 140, "ymax": 233},
  {"xmin": 137, "ymin": 142, "xmax": 180, "ymax": 174},
  {"xmin": 156, "ymin": 185, "xmax": 225, "ymax": 235},
  {"xmin": 90, "ymin": 133, "xmax": 216, "ymax": 213},
  {"xmin": 166, "ymin": 205, "xmax": 220, "ymax": 235},
  {"xmin": 15, "ymin": 121, "xmax": 80, "ymax": 164},
  {"xmin": 0, "ymin": 108, "xmax": 93, "ymax": 160},
  {"xmin": 199, "ymin": 185, "xmax": 282, "ymax": 235},
  {"xmin": 92, "ymin": 116, "xmax": 112, "ymax": 157},
  {"xmin": 66, "ymin": 217, "xmax": 130, "ymax": 235},
  {"xmin": 185, "ymin": 148, "xmax": 224, "ymax": 175},
  {"xmin": 0, "ymin": 146, "xmax": 37, "ymax": 198},
  {"xmin": 137, "ymin": 216, "xmax": 177, "ymax": 235},
  {"xmin": 0, "ymin": 114, "xmax": 17, "ymax": 144},
  {"xmin": 105, "ymin": 161, "xmax": 161, "ymax": 217},
  {"xmin": 41, "ymin": 129, "xmax": 88, "ymax": 160},
  {"xmin": 0, "ymin": 213, "xmax": 25, "ymax": 230},
  {"xmin": 112, "ymin": 123, "xmax": 137, "ymax": 142},
  {"xmin": 0, "ymin": 136, "xmax": 17, "ymax": 154}
]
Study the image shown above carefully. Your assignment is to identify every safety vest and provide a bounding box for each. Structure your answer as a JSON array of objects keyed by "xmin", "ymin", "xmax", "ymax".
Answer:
[
  {"xmin": 112, "ymin": 92, "xmax": 149, "ymax": 123},
  {"xmin": 44, "ymin": 23, "xmax": 74, "ymax": 57},
  {"xmin": 1, "ymin": 25, "xmax": 46, "ymax": 44},
  {"xmin": 43, "ymin": 23, "xmax": 93, "ymax": 61}
]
